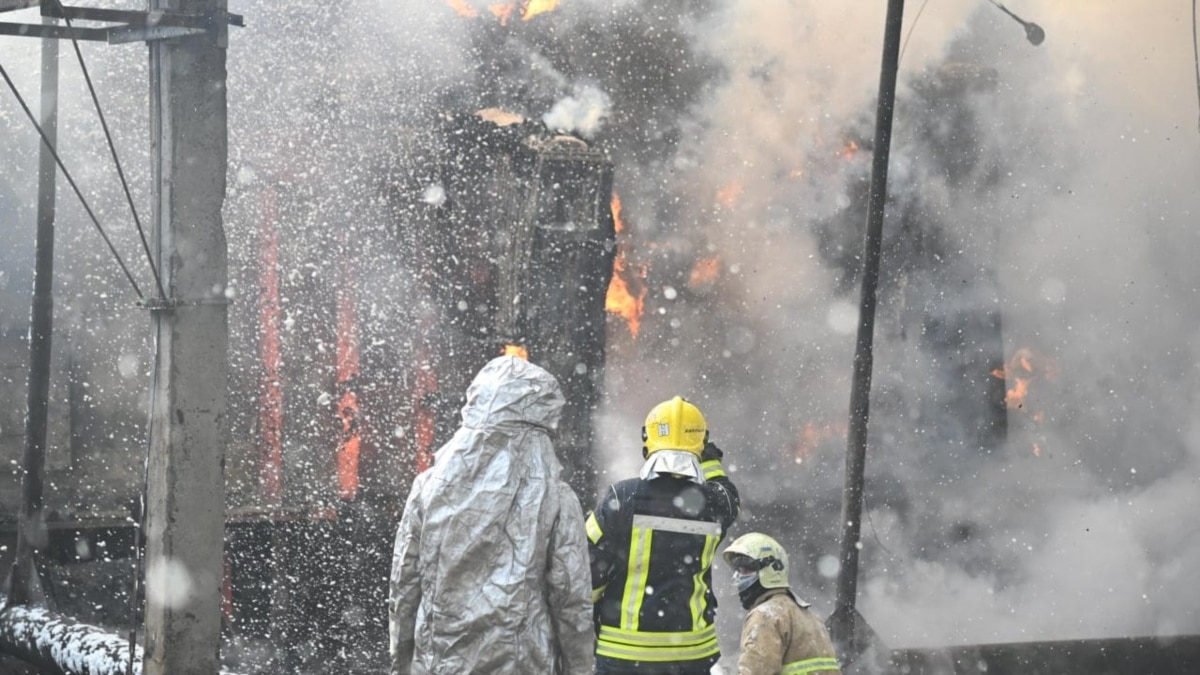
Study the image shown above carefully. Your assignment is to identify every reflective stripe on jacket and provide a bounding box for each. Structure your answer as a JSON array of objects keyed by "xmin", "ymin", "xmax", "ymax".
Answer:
[
  {"xmin": 736, "ymin": 589, "xmax": 841, "ymax": 675},
  {"xmin": 587, "ymin": 456, "xmax": 739, "ymax": 672},
  {"xmin": 781, "ymin": 657, "xmax": 842, "ymax": 674}
]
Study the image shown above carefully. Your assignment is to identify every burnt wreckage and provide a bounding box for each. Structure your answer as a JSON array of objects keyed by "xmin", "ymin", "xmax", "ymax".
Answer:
[
  {"xmin": 0, "ymin": 110, "xmax": 615, "ymax": 671},
  {"xmin": 393, "ymin": 109, "xmax": 615, "ymax": 502}
]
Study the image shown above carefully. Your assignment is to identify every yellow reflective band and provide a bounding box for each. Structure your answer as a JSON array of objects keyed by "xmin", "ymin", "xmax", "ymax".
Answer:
[
  {"xmin": 596, "ymin": 636, "xmax": 720, "ymax": 663},
  {"xmin": 592, "ymin": 583, "xmax": 608, "ymax": 604},
  {"xmin": 599, "ymin": 624, "xmax": 717, "ymax": 647},
  {"xmin": 597, "ymin": 625, "xmax": 719, "ymax": 662},
  {"xmin": 781, "ymin": 657, "xmax": 841, "ymax": 674},
  {"xmin": 687, "ymin": 534, "xmax": 719, "ymax": 629},
  {"xmin": 586, "ymin": 512, "xmax": 604, "ymax": 544},
  {"xmin": 700, "ymin": 459, "xmax": 725, "ymax": 480},
  {"xmin": 620, "ymin": 526, "xmax": 653, "ymax": 630}
]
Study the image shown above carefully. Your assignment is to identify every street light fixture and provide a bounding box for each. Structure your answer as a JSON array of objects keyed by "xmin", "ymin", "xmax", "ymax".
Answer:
[{"xmin": 986, "ymin": 0, "xmax": 1045, "ymax": 46}]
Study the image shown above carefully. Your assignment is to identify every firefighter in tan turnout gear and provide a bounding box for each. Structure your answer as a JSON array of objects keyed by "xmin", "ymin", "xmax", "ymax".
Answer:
[
  {"xmin": 586, "ymin": 396, "xmax": 740, "ymax": 674},
  {"xmin": 722, "ymin": 533, "xmax": 841, "ymax": 675}
]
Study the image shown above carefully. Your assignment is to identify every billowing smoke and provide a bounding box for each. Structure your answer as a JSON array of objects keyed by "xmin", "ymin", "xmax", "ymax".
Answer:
[
  {"xmin": 543, "ymin": 83, "xmax": 611, "ymax": 138},
  {"xmin": 396, "ymin": 0, "xmax": 1200, "ymax": 653},
  {"xmin": 3, "ymin": 0, "xmax": 1199, "ymax": 667},
  {"xmin": 575, "ymin": 0, "xmax": 1200, "ymax": 653}
]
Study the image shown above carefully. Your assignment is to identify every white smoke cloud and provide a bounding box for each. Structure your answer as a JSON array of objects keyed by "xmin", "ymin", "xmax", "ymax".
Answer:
[{"xmin": 542, "ymin": 83, "xmax": 612, "ymax": 139}]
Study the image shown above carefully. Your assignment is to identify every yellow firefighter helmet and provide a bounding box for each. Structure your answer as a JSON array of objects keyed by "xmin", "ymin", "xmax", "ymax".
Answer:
[
  {"xmin": 642, "ymin": 396, "xmax": 708, "ymax": 457},
  {"xmin": 722, "ymin": 532, "xmax": 790, "ymax": 590}
]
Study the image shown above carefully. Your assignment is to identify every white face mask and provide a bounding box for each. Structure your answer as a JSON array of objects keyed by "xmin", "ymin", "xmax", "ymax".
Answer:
[{"xmin": 732, "ymin": 569, "xmax": 759, "ymax": 594}]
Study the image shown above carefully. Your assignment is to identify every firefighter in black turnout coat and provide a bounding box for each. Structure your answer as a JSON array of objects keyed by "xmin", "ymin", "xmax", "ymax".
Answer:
[{"xmin": 586, "ymin": 396, "xmax": 740, "ymax": 674}]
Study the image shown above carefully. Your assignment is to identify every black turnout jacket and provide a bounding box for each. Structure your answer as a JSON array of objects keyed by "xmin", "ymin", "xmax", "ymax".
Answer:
[{"xmin": 586, "ymin": 447, "xmax": 740, "ymax": 673}]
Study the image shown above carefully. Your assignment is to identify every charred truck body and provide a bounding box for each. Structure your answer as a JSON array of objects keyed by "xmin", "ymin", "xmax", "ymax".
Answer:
[{"xmin": 396, "ymin": 109, "xmax": 615, "ymax": 502}]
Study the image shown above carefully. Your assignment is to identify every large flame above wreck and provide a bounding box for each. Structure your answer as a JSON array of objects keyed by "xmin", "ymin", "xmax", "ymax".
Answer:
[{"xmin": 604, "ymin": 194, "xmax": 647, "ymax": 338}]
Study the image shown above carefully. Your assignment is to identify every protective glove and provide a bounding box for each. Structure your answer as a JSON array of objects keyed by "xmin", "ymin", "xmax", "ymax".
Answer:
[{"xmin": 700, "ymin": 441, "xmax": 724, "ymax": 463}]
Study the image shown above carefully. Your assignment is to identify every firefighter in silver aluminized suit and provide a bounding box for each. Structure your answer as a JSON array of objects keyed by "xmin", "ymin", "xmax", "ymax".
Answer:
[{"xmin": 388, "ymin": 355, "xmax": 595, "ymax": 674}]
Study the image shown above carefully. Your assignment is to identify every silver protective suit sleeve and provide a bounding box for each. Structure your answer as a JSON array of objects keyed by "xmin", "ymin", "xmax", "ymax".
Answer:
[{"xmin": 388, "ymin": 355, "xmax": 595, "ymax": 675}]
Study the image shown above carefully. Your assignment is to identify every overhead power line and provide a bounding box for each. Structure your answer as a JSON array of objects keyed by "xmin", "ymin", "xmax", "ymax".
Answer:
[
  {"xmin": 1193, "ymin": 0, "xmax": 1199, "ymax": 132},
  {"xmin": 0, "ymin": 61, "xmax": 145, "ymax": 300},
  {"xmin": 50, "ymin": 0, "xmax": 166, "ymax": 299},
  {"xmin": 898, "ymin": 0, "xmax": 933, "ymax": 65}
]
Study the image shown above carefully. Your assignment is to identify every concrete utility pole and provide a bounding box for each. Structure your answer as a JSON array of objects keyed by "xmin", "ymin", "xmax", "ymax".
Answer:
[{"xmin": 142, "ymin": 0, "xmax": 230, "ymax": 672}]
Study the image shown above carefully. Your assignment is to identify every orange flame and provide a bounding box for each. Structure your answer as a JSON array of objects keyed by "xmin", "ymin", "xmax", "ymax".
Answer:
[
  {"xmin": 991, "ymin": 347, "xmax": 1057, "ymax": 456},
  {"xmin": 449, "ymin": 0, "xmax": 559, "ymax": 23},
  {"xmin": 715, "ymin": 181, "xmax": 744, "ymax": 209},
  {"xmin": 606, "ymin": 273, "xmax": 644, "ymax": 337},
  {"xmin": 335, "ymin": 236, "xmax": 361, "ymax": 501},
  {"xmin": 605, "ymin": 194, "xmax": 647, "ymax": 337},
  {"xmin": 503, "ymin": 344, "xmax": 529, "ymax": 360},
  {"xmin": 839, "ymin": 140, "xmax": 860, "ymax": 161},
  {"xmin": 257, "ymin": 188, "xmax": 284, "ymax": 503},
  {"xmin": 990, "ymin": 347, "xmax": 1053, "ymax": 410},
  {"xmin": 333, "ymin": 243, "xmax": 360, "ymax": 497},
  {"xmin": 446, "ymin": 0, "xmax": 478, "ymax": 17},
  {"xmin": 413, "ymin": 361, "xmax": 437, "ymax": 474},
  {"xmin": 522, "ymin": 0, "xmax": 559, "ymax": 20},
  {"xmin": 335, "ymin": 391, "xmax": 360, "ymax": 500},
  {"xmin": 1006, "ymin": 377, "xmax": 1030, "ymax": 409},
  {"xmin": 688, "ymin": 256, "xmax": 721, "ymax": 288},
  {"xmin": 793, "ymin": 421, "xmax": 846, "ymax": 463}
]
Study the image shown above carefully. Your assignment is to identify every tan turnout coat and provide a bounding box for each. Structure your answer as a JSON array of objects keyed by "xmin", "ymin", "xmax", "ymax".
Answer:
[{"xmin": 736, "ymin": 589, "xmax": 841, "ymax": 675}]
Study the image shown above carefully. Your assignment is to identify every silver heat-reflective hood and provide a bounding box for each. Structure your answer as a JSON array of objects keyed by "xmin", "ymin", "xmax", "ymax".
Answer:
[
  {"xmin": 639, "ymin": 449, "xmax": 705, "ymax": 484},
  {"xmin": 388, "ymin": 355, "xmax": 595, "ymax": 674}
]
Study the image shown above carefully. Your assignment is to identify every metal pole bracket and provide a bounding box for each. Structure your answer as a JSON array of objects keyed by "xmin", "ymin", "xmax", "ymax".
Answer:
[
  {"xmin": 0, "ymin": 3, "xmax": 242, "ymax": 44},
  {"xmin": 138, "ymin": 296, "xmax": 233, "ymax": 312}
]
